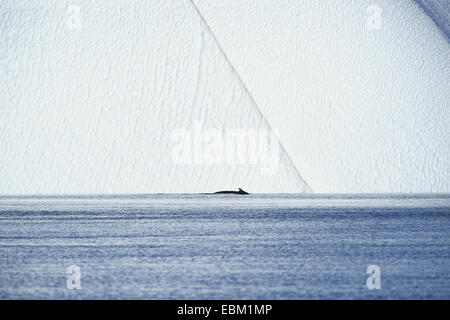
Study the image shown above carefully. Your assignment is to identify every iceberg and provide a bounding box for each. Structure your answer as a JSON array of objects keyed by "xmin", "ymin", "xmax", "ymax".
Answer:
[{"xmin": 0, "ymin": 0, "xmax": 310, "ymax": 194}]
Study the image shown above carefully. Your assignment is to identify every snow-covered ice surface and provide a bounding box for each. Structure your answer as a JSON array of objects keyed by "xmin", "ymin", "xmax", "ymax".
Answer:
[
  {"xmin": 0, "ymin": 0, "xmax": 309, "ymax": 194},
  {"xmin": 0, "ymin": 0, "xmax": 449, "ymax": 193},
  {"xmin": 0, "ymin": 194, "xmax": 449, "ymax": 299},
  {"xmin": 193, "ymin": 0, "xmax": 450, "ymax": 193}
]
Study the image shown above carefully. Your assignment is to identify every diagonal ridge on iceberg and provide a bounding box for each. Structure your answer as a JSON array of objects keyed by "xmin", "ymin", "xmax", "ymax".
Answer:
[{"xmin": 0, "ymin": 0, "xmax": 311, "ymax": 194}]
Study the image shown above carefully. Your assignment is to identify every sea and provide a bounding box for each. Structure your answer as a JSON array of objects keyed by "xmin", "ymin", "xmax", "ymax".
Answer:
[{"xmin": 0, "ymin": 193, "xmax": 449, "ymax": 299}]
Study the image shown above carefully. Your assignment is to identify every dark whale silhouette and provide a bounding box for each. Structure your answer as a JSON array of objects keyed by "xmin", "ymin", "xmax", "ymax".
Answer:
[{"xmin": 214, "ymin": 188, "xmax": 249, "ymax": 195}]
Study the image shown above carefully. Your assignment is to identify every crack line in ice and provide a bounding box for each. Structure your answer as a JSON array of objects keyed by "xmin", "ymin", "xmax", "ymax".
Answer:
[
  {"xmin": 187, "ymin": 0, "xmax": 313, "ymax": 192},
  {"xmin": 188, "ymin": 30, "xmax": 206, "ymax": 130}
]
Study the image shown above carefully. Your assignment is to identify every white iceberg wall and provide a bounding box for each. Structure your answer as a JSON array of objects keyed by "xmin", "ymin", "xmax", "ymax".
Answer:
[
  {"xmin": 0, "ymin": 0, "xmax": 310, "ymax": 193},
  {"xmin": 194, "ymin": 0, "xmax": 450, "ymax": 193},
  {"xmin": 1, "ymin": 0, "xmax": 449, "ymax": 194},
  {"xmin": 414, "ymin": 0, "xmax": 449, "ymax": 40}
]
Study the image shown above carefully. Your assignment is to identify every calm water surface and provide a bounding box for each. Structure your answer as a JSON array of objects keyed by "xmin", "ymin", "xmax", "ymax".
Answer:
[{"xmin": 0, "ymin": 194, "xmax": 449, "ymax": 299}]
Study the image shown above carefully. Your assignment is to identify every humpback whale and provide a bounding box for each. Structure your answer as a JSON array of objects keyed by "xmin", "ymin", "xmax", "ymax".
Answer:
[{"xmin": 214, "ymin": 188, "xmax": 249, "ymax": 195}]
